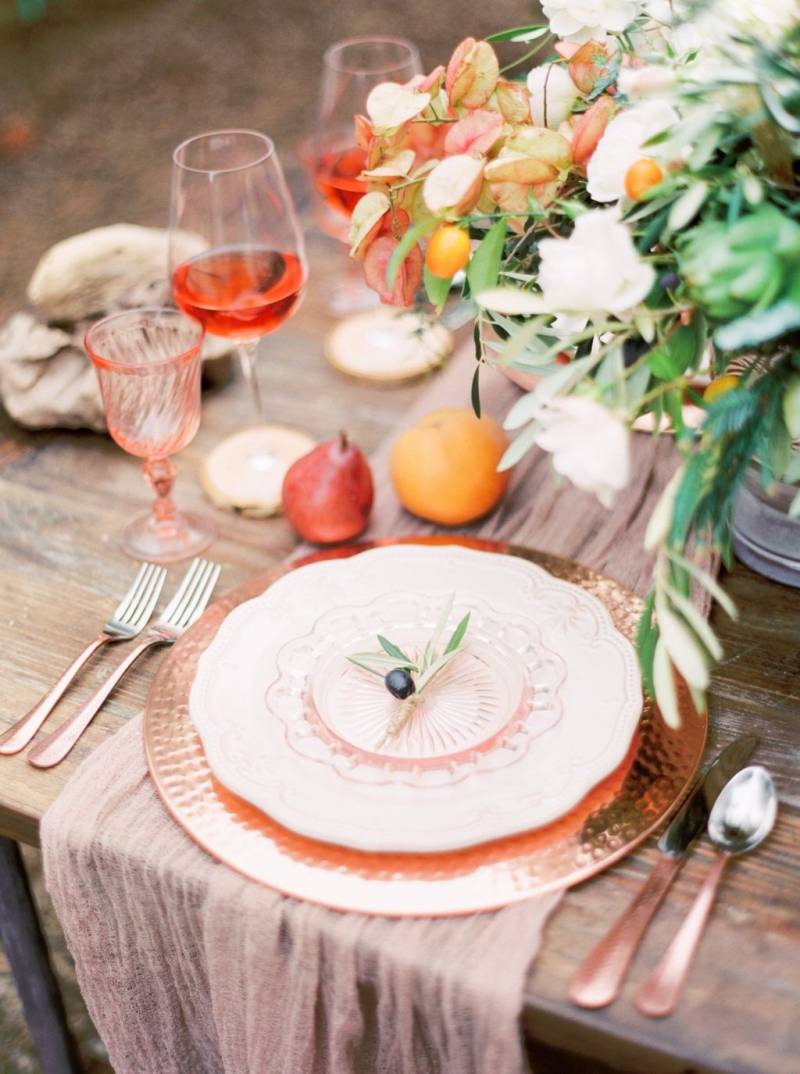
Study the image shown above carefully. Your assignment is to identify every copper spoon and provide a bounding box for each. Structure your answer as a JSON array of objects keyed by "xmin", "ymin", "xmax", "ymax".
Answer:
[{"xmin": 636, "ymin": 765, "xmax": 777, "ymax": 1018}]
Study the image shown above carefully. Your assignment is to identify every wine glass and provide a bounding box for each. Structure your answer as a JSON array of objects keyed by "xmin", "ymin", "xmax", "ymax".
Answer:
[
  {"xmin": 310, "ymin": 36, "xmax": 422, "ymax": 312},
  {"xmin": 85, "ymin": 308, "xmax": 214, "ymax": 562},
  {"xmin": 169, "ymin": 130, "xmax": 308, "ymax": 481}
]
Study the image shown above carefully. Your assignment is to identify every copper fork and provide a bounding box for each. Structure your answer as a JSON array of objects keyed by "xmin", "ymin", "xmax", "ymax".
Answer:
[
  {"xmin": 27, "ymin": 558, "xmax": 220, "ymax": 769},
  {"xmin": 0, "ymin": 563, "xmax": 166, "ymax": 755}
]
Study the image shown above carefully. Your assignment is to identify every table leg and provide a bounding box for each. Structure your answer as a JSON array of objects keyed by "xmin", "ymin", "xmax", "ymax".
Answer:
[{"xmin": 0, "ymin": 836, "xmax": 83, "ymax": 1074}]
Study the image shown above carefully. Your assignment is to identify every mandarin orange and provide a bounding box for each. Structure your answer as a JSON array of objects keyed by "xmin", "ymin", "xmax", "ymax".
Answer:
[
  {"xmin": 425, "ymin": 225, "xmax": 471, "ymax": 279},
  {"xmin": 624, "ymin": 157, "xmax": 664, "ymax": 201},
  {"xmin": 389, "ymin": 407, "xmax": 510, "ymax": 525}
]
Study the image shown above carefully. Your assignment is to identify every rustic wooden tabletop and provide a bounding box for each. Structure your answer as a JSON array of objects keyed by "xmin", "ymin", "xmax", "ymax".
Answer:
[{"xmin": 1, "ymin": 232, "xmax": 798, "ymax": 1074}]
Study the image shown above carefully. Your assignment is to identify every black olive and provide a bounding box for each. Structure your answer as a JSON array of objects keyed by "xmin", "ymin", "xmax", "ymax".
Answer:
[
  {"xmin": 660, "ymin": 271, "xmax": 681, "ymax": 292},
  {"xmin": 385, "ymin": 668, "xmax": 416, "ymax": 699},
  {"xmin": 623, "ymin": 336, "xmax": 650, "ymax": 368}
]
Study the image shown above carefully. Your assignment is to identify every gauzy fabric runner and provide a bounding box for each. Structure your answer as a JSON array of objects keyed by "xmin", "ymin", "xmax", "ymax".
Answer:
[{"xmin": 42, "ymin": 345, "xmax": 695, "ymax": 1074}]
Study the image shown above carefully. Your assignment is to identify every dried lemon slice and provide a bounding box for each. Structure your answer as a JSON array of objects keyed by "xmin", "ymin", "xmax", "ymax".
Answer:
[
  {"xmin": 324, "ymin": 308, "xmax": 453, "ymax": 384},
  {"xmin": 201, "ymin": 426, "xmax": 315, "ymax": 518}
]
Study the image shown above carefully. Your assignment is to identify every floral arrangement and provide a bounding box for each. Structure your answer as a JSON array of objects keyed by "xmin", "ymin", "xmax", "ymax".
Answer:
[{"xmin": 348, "ymin": 0, "xmax": 800, "ymax": 729}]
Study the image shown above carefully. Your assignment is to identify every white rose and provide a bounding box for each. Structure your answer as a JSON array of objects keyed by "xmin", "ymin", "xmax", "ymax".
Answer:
[
  {"xmin": 534, "ymin": 396, "xmax": 630, "ymax": 506},
  {"xmin": 538, "ymin": 209, "xmax": 655, "ymax": 316},
  {"xmin": 527, "ymin": 64, "xmax": 580, "ymax": 129},
  {"xmin": 542, "ymin": 0, "xmax": 642, "ymax": 42},
  {"xmin": 587, "ymin": 100, "xmax": 677, "ymax": 202},
  {"xmin": 617, "ymin": 64, "xmax": 676, "ymax": 99}
]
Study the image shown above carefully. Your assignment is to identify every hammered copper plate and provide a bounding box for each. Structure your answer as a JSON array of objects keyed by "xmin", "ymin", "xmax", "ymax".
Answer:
[{"xmin": 144, "ymin": 536, "xmax": 706, "ymax": 916}]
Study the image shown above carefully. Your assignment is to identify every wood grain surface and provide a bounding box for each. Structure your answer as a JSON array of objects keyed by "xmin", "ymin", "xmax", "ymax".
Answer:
[{"xmin": 1, "ymin": 234, "xmax": 798, "ymax": 1074}]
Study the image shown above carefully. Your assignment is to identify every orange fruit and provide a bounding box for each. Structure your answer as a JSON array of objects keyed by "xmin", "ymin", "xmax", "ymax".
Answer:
[
  {"xmin": 624, "ymin": 157, "xmax": 664, "ymax": 201},
  {"xmin": 703, "ymin": 373, "xmax": 740, "ymax": 404},
  {"xmin": 389, "ymin": 407, "xmax": 510, "ymax": 525},
  {"xmin": 425, "ymin": 225, "xmax": 471, "ymax": 279}
]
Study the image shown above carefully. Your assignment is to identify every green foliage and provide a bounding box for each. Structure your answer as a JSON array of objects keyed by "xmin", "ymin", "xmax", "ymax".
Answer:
[
  {"xmin": 467, "ymin": 219, "xmax": 507, "ymax": 296},
  {"xmin": 423, "ymin": 265, "xmax": 452, "ymax": 311}
]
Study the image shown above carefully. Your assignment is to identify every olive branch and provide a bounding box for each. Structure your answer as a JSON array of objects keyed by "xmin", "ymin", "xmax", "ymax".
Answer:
[{"xmin": 346, "ymin": 595, "xmax": 471, "ymax": 749}]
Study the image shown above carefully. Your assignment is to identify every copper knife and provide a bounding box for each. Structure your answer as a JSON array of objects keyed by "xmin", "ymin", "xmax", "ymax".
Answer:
[{"xmin": 569, "ymin": 734, "xmax": 758, "ymax": 1009}]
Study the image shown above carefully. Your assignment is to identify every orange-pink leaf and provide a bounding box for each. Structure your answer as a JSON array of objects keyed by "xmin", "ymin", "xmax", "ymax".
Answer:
[
  {"xmin": 363, "ymin": 235, "xmax": 422, "ymax": 307},
  {"xmin": 568, "ymin": 40, "xmax": 613, "ymax": 95},
  {"xmin": 443, "ymin": 109, "xmax": 504, "ymax": 158},
  {"xmin": 409, "ymin": 65, "xmax": 446, "ymax": 93},
  {"xmin": 446, "ymin": 38, "xmax": 499, "ymax": 109},
  {"xmin": 494, "ymin": 80, "xmax": 531, "ymax": 123},
  {"xmin": 571, "ymin": 94, "xmax": 615, "ymax": 166}
]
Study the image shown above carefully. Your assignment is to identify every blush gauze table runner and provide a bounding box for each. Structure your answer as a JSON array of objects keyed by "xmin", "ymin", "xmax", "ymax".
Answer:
[{"xmin": 42, "ymin": 345, "xmax": 703, "ymax": 1074}]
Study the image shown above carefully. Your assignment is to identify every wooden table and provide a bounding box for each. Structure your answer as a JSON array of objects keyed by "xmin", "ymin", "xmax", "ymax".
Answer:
[{"xmin": 1, "ymin": 234, "xmax": 798, "ymax": 1074}]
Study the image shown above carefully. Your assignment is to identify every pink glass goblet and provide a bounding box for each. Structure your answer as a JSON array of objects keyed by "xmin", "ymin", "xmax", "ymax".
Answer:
[{"xmin": 85, "ymin": 307, "xmax": 215, "ymax": 563}]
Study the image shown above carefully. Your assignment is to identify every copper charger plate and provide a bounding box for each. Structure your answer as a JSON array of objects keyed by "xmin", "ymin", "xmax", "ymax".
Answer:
[{"xmin": 144, "ymin": 536, "xmax": 705, "ymax": 916}]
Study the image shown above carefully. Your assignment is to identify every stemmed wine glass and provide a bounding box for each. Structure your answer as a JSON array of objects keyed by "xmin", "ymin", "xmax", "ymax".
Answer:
[
  {"xmin": 169, "ymin": 130, "xmax": 308, "ymax": 488},
  {"xmin": 309, "ymin": 36, "xmax": 422, "ymax": 312},
  {"xmin": 85, "ymin": 307, "xmax": 214, "ymax": 562}
]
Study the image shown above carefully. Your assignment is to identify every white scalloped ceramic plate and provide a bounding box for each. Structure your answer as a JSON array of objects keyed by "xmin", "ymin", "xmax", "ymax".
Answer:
[{"xmin": 190, "ymin": 545, "xmax": 642, "ymax": 852}]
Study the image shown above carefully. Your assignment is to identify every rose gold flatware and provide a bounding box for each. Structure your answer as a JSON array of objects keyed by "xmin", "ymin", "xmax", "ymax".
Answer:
[
  {"xmin": 569, "ymin": 735, "xmax": 757, "ymax": 1009},
  {"xmin": 636, "ymin": 765, "xmax": 776, "ymax": 1018},
  {"xmin": 27, "ymin": 558, "xmax": 220, "ymax": 769},
  {"xmin": 0, "ymin": 563, "xmax": 166, "ymax": 756}
]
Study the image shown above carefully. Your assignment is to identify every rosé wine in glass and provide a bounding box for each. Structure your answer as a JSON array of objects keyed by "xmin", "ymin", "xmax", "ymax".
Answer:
[
  {"xmin": 172, "ymin": 246, "xmax": 305, "ymax": 340},
  {"xmin": 85, "ymin": 307, "xmax": 214, "ymax": 563},
  {"xmin": 308, "ymin": 37, "xmax": 421, "ymax": 313}
]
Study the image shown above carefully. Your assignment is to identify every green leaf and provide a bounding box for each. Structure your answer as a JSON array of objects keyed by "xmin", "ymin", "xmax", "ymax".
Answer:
[
  {"xmin": 653, "ymin": 637, "xmax": 681, "ymax": 729},
  {"xmin": 665, "ymin": 548, "xmax": 739, "ymax": 620},
  {"xmin": 347, "ymin": 655, "xmax": 400, "ymax": 678},
  {"xmin": 656, "ymin": 593, "xmax": 709, "ymax": 690},
  {"xmin": 636, "ymin": 590, "xmax": 658, "ymax": 698},
  {"xmin": 485, "ymin": 24, "xmax": 548, "ymax": 43},
  {"xmin": 790, "ymin": 490, "xmax": 800, "ymax": 518},
  {"xmin": 387, "ymin": 218, "xmax": 438, "ymax": 287},
  {"xmin": 424, "ymin": 264, "xmax": 452, "ymax": 312},
  {"xmin": 783, "ymin": 450, "xmax": 800, "ymax": 485},
  {"xmin": 504, "ymin": 355, "xmax": 595, "ymax": 429},
  {"xmin": 471, "ymin": 362, "xmax": 482, "ymax": 418},
  {"xmin": 499, "ymin": 420, "xmax": 541, "ymax": 471},
  {"xmin": 417, "ymin": 648, "xmax": 461, "ymax": 691},
  {"xmin": 444, "ymin": 613, "xmax": 471, "ymax": 655},
  {"xmin": 666, "ymin": 182, "xmax": 709, "ymax": 234},
  {"xmin": 714, "ymin": 299, "xmax": 800, "ymax": 351},
  {"xmin": 377, "ymin": 635, "xmax": 411, "ymax": 662},
  {"xmin": 467, "ymin": 219, "xmax": 507, "ymax": 297},
  {"xmin": 648, "ymin": 324, "xmax": 697, "ymax": 380},
  {"xmin": 666, "ymin": 587, "xmax": 723, "ymax": 661}
]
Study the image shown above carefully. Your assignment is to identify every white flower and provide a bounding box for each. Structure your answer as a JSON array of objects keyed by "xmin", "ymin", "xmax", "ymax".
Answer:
[
  {"xmin": 587, "ymin": 100, "xmax": 677, "ymax": 202},
  {"xmin": 538, "ymin": 209, "xmax": 655, "ymax": 316},
  {"xmin": 542, "ymin": 0, "xmax": 642, "ymax": 42},
  {"xmin": 534, "ymin": 396, "xmax": 630, "ymax": 506},
  {"xmin": 617, "ymin": 64, "xmax": 676, "ymax": 99},
  {"xmin": 527, "ymin": 64, "xmax": 580, "ymax": 128}
]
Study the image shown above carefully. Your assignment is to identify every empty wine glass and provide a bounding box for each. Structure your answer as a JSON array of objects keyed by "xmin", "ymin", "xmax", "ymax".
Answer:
[
  {"xmin": 310, "ymin": 36, "xmax": 422, "ymax": 312},
  {"xmin": 169, "ymin": 130, "xmax": 308, "ymax": 485},
  {"xmin": 85, "ymin": 307, "xmax": 214, "ymax": 562}
]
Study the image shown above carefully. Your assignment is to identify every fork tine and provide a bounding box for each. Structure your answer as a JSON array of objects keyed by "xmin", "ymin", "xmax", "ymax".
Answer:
[
  {"xmin": 179, "ymin": 562, "xmax": 221, "ymax": 628},
  {"xmin": 170, "ymin": 560, "xmax": 214, "ymax": 626},
  {"xmin": 112, "ymin": 563, "xmax": 152, "ymax": 621},
  {"xmin": 120, "ymin": 563, "xmax": 160, "ymax": 625},
  {"xmin": 128, "ymin": 565, "xmax": 167, "ymax": 628},
  {"xmin": 160, "ymin": 558, "xmax": 204, "ymax": 620}
]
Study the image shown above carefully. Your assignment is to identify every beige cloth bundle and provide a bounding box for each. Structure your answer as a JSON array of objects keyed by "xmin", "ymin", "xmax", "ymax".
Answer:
[
  {"xmin": 42, "ymin": 349, "xmax": 703, "ymax": 1074},
  {"xmin": 0, "ymin": 225, "xmax": 231, "ymax": 431}
]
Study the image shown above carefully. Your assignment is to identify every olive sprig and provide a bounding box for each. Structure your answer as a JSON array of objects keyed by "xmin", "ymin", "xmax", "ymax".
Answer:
[{"xmin": 347, "ymin": 595, "xmax": 471, "ymax": 748}]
